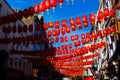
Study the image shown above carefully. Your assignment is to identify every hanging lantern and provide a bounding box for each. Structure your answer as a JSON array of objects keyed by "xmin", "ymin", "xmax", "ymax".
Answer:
[
  {"xmin": 82, "ymin": 39, "xmax": 86, "ymax": 45},
  {"xmin": 98, "ymin": 30, "xmax": 103, "ymax": 38},
  {"xmin": 107, "ymin": 28, "xmax": 112, "ymax": 35},
  {"xmin": 65, "ymin": 36, "xmax": 68, "ymax": 42},
  {"xmin": 58, "ymin": 0, "xmax": 64, "ymax": 8},
  {"xmin": 92, "ymin": 31, "xmax": 97, "ymax": 40},
  {"xmin": 97, "ymin": 11, "xmax": 104, "ymax": 23},
  {"xmin": 77, "ymin": 40, "xmax": 81, "ymax": 46},
  {"xmin": 66, "ymin": 26, "xmax": 70, "ymax": 33},
  {"xmin": 52, "ymin": 30, "xmax": 57, "ymax": 37},
  {"xmin": 48, "ymin": 22, "xmax": 54, "ymax": 28},
  {"xmin": 29, "ymin": 24, "xmax": 33, "ymax": 33},
  {"xmin": 110, "ymin": 26, "xmax": 115, "ymax": 34},
  {"xmin": 61, "ymin": 45, "xmax": 65, "ymax": 50},
  {"xmin": 45, "ymin": 0, "xmax": 50, "ymax": 13},
  {"xmin": 48, "ymin": 30, "xmax": 52, "ymax": 37},
  {"xmin": 18, "ymin": 25, "xmax": 22, "ymax": 33},
  {"xmin": 55, "ymin": 21, "xmax": 60, "ymax": 29},
  {"xmin": 56, "ymin": 29, "xmax": 60, "ymax": 36},
  {"xmin": 61, "ymin": 27, "xmax": 66, "ymax": 35},
  {"xmin": 90, "ymin": 13, "xmax": 96, "ymax": 26},
  {"xmin": 70, "ymin": 18, "xmax": 75, "ymax": 26},
  {"xmin": 29, "ymin": 7, "xmax": 34, "ymax": 16},
  {"xmin": 17, "ymin": 11, "xmax": 23, "ymax": 20},
  {"xmin": 103, "ymin": 29, "xmax": 107, "ymax": 37},
  {"xmin": 23, "ymin": 25, "xmax": 27, "ymax": 33},
  {"xmin": 69, "ymin": 43, "xmax": 72, "ymax": 49},
  {"xmin": 7, "ymin": 26, "xmax": 11, "ymax": 33},
  {"xmin": 34, "ymin": 4, "xmax": 39, "ymax": 14},
  {"xmin": 50, "ymin": 0, "xmax": 57, "ymax": 12},
  {"xmin": 65, "ymin": 44, "xmax": 68, "ymax": 50},
  {"xmin": 55, "ymin": 36, "xmax": 59, "ymax": 42},
  {"xmin": 39, "ymin": 2, "xmax": 46, "ymax": 14},
  {"xmin": 109, "ymin": 9, "xmax": 115, "ymax": 20},
  {"xmin": 90, "ymin": 36, "xmax": 93, "ymax": 42},
  {"xmin": 81, "ymin": 34, "xmax": 85, "ymax": 39},
  {"xmin": 76, "ymin": 16, "xmax": 82, "ymax": 29},
  {"xmin": 72, "ymin": 24, "xmax": 76, "ymax": 31},
  {"xmin": 104, "ymin": 8, "xmax": 109, "ymax": 21},
  {"xmin": 43, "ymin": 23, "xmax": 48, "ymax": 30},
  {"xmin": 60, "ymin": 37, "xmax": 64, "ymax": 42},
  {"xmin": 12, "ymin": 26, "xmax": 16, "ymax": 33},
  {"xmin": 86, "ymin": 32, "xmax": 90, "ymax": 39},
  {"xmin": 62, "ymin": 19, "xmax": 67, "ymax": 27},
  {"xmin": 74, "ymin": 41, "xmax": 78, "ymax": 47},
  {"xmin": 36, "ymin": 23, "xmax": 40, "ymax": 31},
  {"xmin": 71, "ymin": 35, "xmax": 74, "ymax": 41},
  {"xmin": 75, "ymin": 34, "xmax": 78, "ymax": 40},
  {"xmin": 82, "ymin": 15, "xmax": 88, "ymax": 27},
  {"xmin": 77, "ymin": 23, "xmax": 82, "ymax": 30},
  {"xmin": 57, "ymin": 46, "xmax": 61, "ymax": 51},
  {"xmin": 23, "ymin": 9, "xmax": 29, "ymax": 18}
]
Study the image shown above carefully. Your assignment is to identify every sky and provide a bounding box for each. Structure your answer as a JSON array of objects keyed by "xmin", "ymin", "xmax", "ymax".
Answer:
[{"xmin": 7, "ymin": 0, "xmax": 99, "ymax": 48}]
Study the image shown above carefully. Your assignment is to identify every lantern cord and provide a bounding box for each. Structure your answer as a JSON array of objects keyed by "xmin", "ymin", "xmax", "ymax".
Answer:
[{"xmin": 44, "ymin": 10, "xmax": 97, "ymax": 22}]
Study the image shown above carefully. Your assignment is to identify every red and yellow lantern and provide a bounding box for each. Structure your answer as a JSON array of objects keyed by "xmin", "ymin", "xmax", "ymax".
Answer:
[
  {"xmin": 90, "ymin": 13, "xmax": 96, "ymax": 26},
  {"xmin": 50, "ymin": 0, "xmax": 57, "ymax": 11},
  {"xmin": 62, "ymin": 19, "xmax": 67, "ymax": 27},
  {"xmin": 39, "ymin": 2, "xmax": 46, "ymax": 14},
  {"xmin": 82, "ymin": 15, "xmax": 88, "ymax": 27},
  {"xmin": 34, "ymin": 4, "xmax": 39, "ymax": 14},
  {"xmin": 97, "ymin": 11, "xmax": 104, "ymax": 23},
  {"xmin": 55, "ymin": 21, "xmax": 60, "ymax": 29},
  {"xmin": 104, "ymin": 8, "xmax": 109, "ymax": 21}
]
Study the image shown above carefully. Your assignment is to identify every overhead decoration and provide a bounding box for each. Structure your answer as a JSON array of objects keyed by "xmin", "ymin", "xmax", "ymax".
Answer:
[
  {"xmin": 58, "ymin": 0, "xmax": 64, "ymax": 8},
  {"xmin": 82, "ymin": 15, "xmax": 88, "ymax": 27},
  {"xmin": 50, "ymin": 0, "xmax": 57, "ymax": 12},
  {"xmin": 39, "ymin": 2, "xmax": 46, "ymax": 14},
  {"xmin": 45, "ymin": 0, "xmax": 50, "ymax": 13}
]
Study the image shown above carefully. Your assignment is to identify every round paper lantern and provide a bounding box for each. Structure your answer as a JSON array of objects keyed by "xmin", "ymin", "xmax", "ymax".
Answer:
[
  {"xmin": 23, "ymin": 25, "xmax": 27, "ymax": 33},
  {"xmin": 18, "ymin": 25, "xmax": 22, "ymax": 33},
  {"xmin": 61, "ymin": 45, "xmax": 65, "ymax": 50},
  {"xmin": 29, "ymin": 24, "xmax": 33, "ymax": 33},
  {"xmin": 12, "ymin": 26, "xmax": 16, "ymax": 33},
  {"xmin": 65, "ymin": 36, "xmax": 68, "ymax": 42},
  {"xmin": 36, "ymin": 23, "xmax": 40, "ymax": 31},
  {"xmin": 82, "ymin": 15, "xmax": 88, "ymax": 27},
  {"xmin": 55, "ymin": 36, "xmax": 59, "ymax": 42},
  {"xmin": 92, "ymin": 31, "xmax": 97, "ymax": 40},
  {"xmin": 75, "ymin": 34, "xmax": 78, "ymax": 40},
  {"xmin": 56, "ymin": 29, "xmax": 60, "ymax": 36},
  {"xmin": 71, "ymin": 35, "xmax": 74, "ymax": 41},
  {"xmin": 71, "ymin": 24, "xmax": 76, "ymax": 31},
  {"xmin": 86, "ymin": 32, "xmax": 90, "ymax": 39},
  {"xmin": 97, "ymin": 11, "xmax": 104, "ymax": 23},
  {"xmin": 61, "ymin": 28, "xmax": 66, "ymax": 35},
  {"xmin": 7, "ymin": 26, "xmax": 11, "ymax": 33},
  {"xmin": 48, "ymin": 22, "xmax": 54, "ymax": 28},
  {"xmin": 50, "ymin": 0, "xmax": 57, "ymax": 11},
  {"xmin": 103, "ymin": 29, "xmax": 107, "ymax": 37},
  {"xmin": 69, "ymin": 43, "xmax": 72, "ymax": 49},
  {"xmin": 34, "ymin": 4, "xmax": 39, "ymax": 14},
  {"xmin": 81, "ymin": 34, "xmax": 85, "ymax": 39},
  {"xmin": 55, "ymin": 21, "xmax": 60, "ymax": 29},
  {"xmin": 52, "ymin": 30, "xmax": 57, "ymax": 36},
  {"xmin": 76, "ymin": 16, "xmax": 82, "ymax": 25},
  {"xmin": 77, "ymin": 23, "xmax": 82, "ymax": 30},
  {"xmin": 98, "ymin": 30, "xmax": 102, "ymax": 38},
  {"xmin": 39, "ymin": 2, "xmax": 46, "ymax": 14},
  {"xmin": 62, "ymin": 20, "xmax": 67, "ymax": 28},
  {"xmin": 104, "ymin": 8, "xmax": 109, "ymax": 21},
  {"xmin": 58, "ymin": 0, "xmax": 64, "ymax": 8},
  {"xmin": 110, "ymin": 26, "xmax": 115, "ymax": 34},
  {"xmin": 82, "ymin": 39, "xmax": 86, "ymax": 45},
  {"xmin": 66, "ymin": 26, "xmax": 70, "ymax": 33},
  {"xmin": 60, "ymin": 37, "xmax": 64, "ymax": 42},
  {"xmin": 29, "ymin": 7, "xmax": 34, "ymax": 16},
  {"xmin": 43, "ymin": 23, "xmax": 48, "ymax": 30},
  {"xmin": 50, "ymin": 38, "xmax": 54, "ymax": 44},
  {"xmin": 90, "ymin": 13, "xmax": 96, "ymax": 26},
  {"xmin": 70, "ymin": 18, "xmax": 75, "ymax": 26},
  {"xmin": 48, "ymin": 31, "xmax": 52, "ymax": 37},
  {"xmin": 45, "ymin": 0, "xmax": 50, "ymax": 12},
  {"xmin": 109, "ymin": 9, "xmax": 115, "ymax": 20}
]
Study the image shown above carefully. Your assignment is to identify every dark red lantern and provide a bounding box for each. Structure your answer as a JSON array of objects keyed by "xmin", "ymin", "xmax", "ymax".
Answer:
[
  {"xmin": 43, "ymin": 23, "xmax": 48, "ymax": 30},
  {"xmin": 82, "ymin": 39, "xmax": 86, "ymax": 45},
  {"xmin": 86, "ymin": 32, "xmax": 90, "ymax": 39},
  {"xmin": 97, "ymin": 11, "xmax": 104, "ymax": 23},
  {"xmin": 52, "ymin": 30, "xmax": 57, "ymax": 36},
  {"xmin": 36, "ymin": 23, "xmax": 40, "ymax": 31},
  {"xmin": 39, "ymin": 2, "xmax": 46, "ymax": 13},
  {"xmin": 104, "ymin": 8, "xmax": 109, "ymax": 21},
  {"xmin": 69, "ymin": 43, "xmax": 72, "ymax": 49},
  {"xmin": 48, "ymin": 31, "xmax": 52, "ymax": 37},
  {"xmin": 23, "ymin": 25, "xmax": 27, "ymax": 33},
  {"xmin": 29, "ymin": 24, "xmax": 33, "ymax": 32},
  {"xmin": 18, "ymin": 25, "xmax": 22, "ymax": 33},
  {"xmin": 56, "ymin": 29, "xmax": 60, "ymax": 36},
  {"xmin": 70, "ymin": 18, "xmax": 75, "ymax": 26},
  {"xmin": 29, "ymin": 7, "xmax": 34, "ymax": 16},
  {"xmin": 109, "ymin": 9, "xmax": 115, "ymax": 20},
  {"xmin": 90, "ymin": 13, "xmax": 96, "ymax": 26},
  {"xmin": 60, "ymin": 37, "xmax": 64, "ymax": 42},
  {"xmin": 23, "ymin": 9, "xmax": 29, "ymax": 18},
  {"xmin": 55, "ymin": 21, "xmax": 60, "ymax": 29},
  {"xmin": 55, "ymin": 36, "xmax": 59, "ymax": 42},
  {"xmin": 12, "ymin": 26, "xmax": 16, "ymax": 33},
  {"xmin": 34, "ymin": 4, "xmax": 39, "ymax": 14},
  {"xmin": 82, "ymin": 15, "xmax": 88, "ymax": 27}
]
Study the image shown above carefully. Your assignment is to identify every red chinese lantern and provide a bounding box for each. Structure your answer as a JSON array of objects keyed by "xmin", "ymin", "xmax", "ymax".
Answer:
[
  {"xmin": 36, "ymin": 23, "xmax": 40, "ymax": 31},
  {"xmin": 23, "ymin": 25, "xmax": 27, "ymax": 33},
  {"xmin": 81, "ymin": 34, "xmax": 85, "ymax": 39},
  {"xmin": 77, "ymin": 23, "xmax": 82, "ymax": 30},
  {"xmin": 61, "ymin": 45, "xmax": 65, "ymax": 50},
  {"xmin": 92, "ymin": 31, "xmax": 97, "ymax": 40},
  {"xmin": 109, "ymin": 9, "xmax": 115, "ymax": 20},
  {"xmin": 18, "ymin": 25, "xmax": 22, "ymax": 33},
  {"xmin": 98, "ymin": 30, "xmax": 103, "ymax": 38},
  {"xmin": 34, "ymin": 4, "xmax": 39, "ymax": 14},
  {"xmin": 65, "ymin": 36, "xmax": 68, "ymax": 42},
  {"xmin": 82, "ymin": 15, "xmax": 88, "ymax": 27},
  {"xmin": 48, "ymin": 22, "xmax": 54, "ymax": 28},
  {"xmin": 82, "ymin": 39, "xmax": 86, "ymax": 45},
  {"xmin": 97, "ymin": 11, "xmax": 104, "ymax": 23},
  {"xmin": 17, "ymin": 11, "xmax": 23, "ymax": 20},
  {"xmin": 86, "ymin": 32, "xmax": 90, "ymax": 39},
  {"xmin": 39, "ymin": 2, "xmax": 46, "ymax": 14},
  {"xmin": 85, "ymin": 77, "xmax": 95, "ymax": 80},
  {"xmin": 56, "ymin": 29, "xmax": 60, "ymax": 36},
  {"xmin": 90, "ymin": 13, "xmax": 96, "ymax": 26},
  {"xmin": 12, "ymin": 26, "xmax": 16, "ymax": 33},
  {"xmin": 58, "ymin": 0, "xmax": 64, "ymax": 8},
  {"xmin": 76, "ymin": 16, "xmax": 82, "ymax": 28},
  {"xmin": 61, "ymin": 28, "xmax": 66, "ymax": 35},
  {"xmin": 29, "ymin": 24, "xmax": 33, "ymax": 33},
  {"xmin": 52, "ymin": 30, "xmax": 57, "ymax": 36},
  {"xmin": 103, "ymin": 29, "xmax": 107, "ymax": 37},
  {"xmin": 66, "ymin": 26, "xmax": 70, "ymax": 33},
  {"xmin": 75, "ymin": 34, "xmax": 78, "ymax": 40},
  {"xmin": 57, "ymin": 46, "xmax": 61, "ymax": 51},
  {"xmin": 110, "ymin": 26, "xmax": 115, "ymax": 34},
  {"xmin": 107, "ymin": 28, "xmax": 112, "ymax": 35},
  {"xmin": 55, "ymin": 21, "xmax": 60, "ymax": 29},
  {"xmin": 62, "ymin": 19, "xmax": 67, "ymax": 27},
  {"xmin": 48, "ymin": 31, "xmax": 52, "ymax": 37},
  {"xmin": 70, "ymin": 18, "xmax": 75, "ymax": 26},
  {"xmin": 60, "ymin": 37, "xmax": 64, "ymax": 42},
  {"xmin": 45, "ymin": 0, "xmax": 50, "ymax": 12},
  {"xmin": 50, "ymin": 0, "xmax": 57, "ymax": 11},
  {"xmin": 71, "ymin": 24, "xmax": 76, "ymax": 31},
  {"xmin": 55, "ymin": 36, "xmax": 59, "ymax": 42},
  {"xmin": 69, "ymin": 43, "xmax": 72, "ymax": 49},
  {"xmin": 104, "ymin": 8, "xmax": 109, "ymax": 21},
  {"xmin": 29, "ymin": 7, "xmax": 34, "ymax": 16},
  {"xmin": 43, "ymin": 23, "xmax": 48, "ymax": 30},
  {"xmin": 74, "ymin": 41, "xmax": 78, "ymax": 47},
  {"xmin": 71, "ymin": 35, "xmax": 74, "ymax": 41},
  {"xmin": 90, "ymin": 36, "xmax": 93, "ymax": 42}
]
